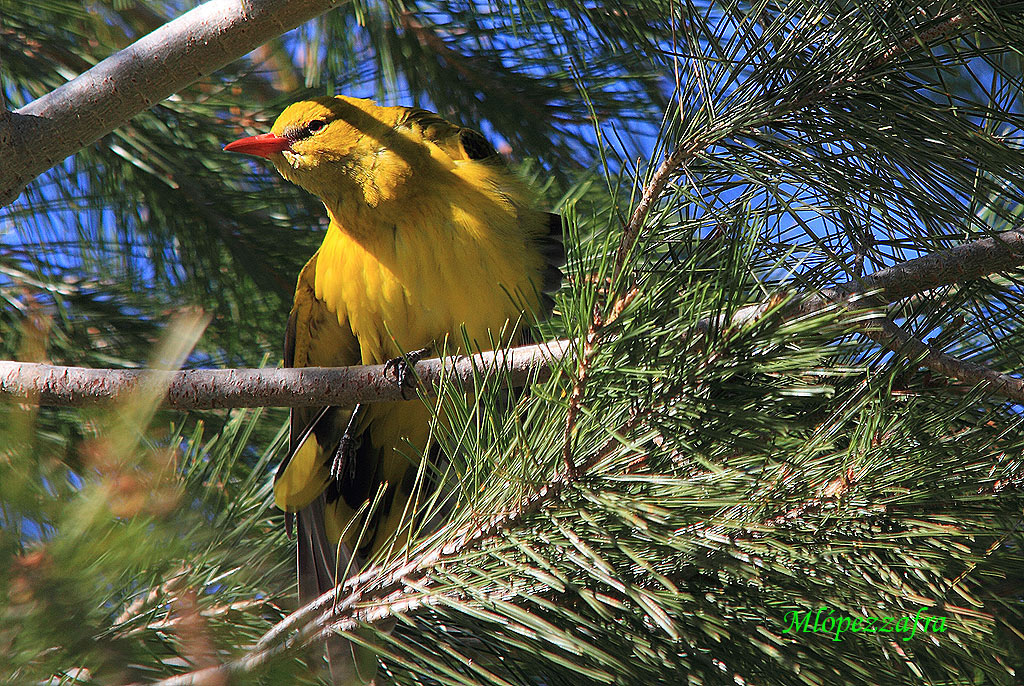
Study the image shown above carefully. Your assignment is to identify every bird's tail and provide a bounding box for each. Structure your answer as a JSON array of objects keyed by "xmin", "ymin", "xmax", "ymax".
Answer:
[{"xmin": 297, "ymin": 496, "xmax": 381, "ymax": 685}]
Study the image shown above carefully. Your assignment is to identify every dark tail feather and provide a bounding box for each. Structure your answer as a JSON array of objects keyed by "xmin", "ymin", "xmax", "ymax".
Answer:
[{"xmin": 297, "ymin": 496, "xmax": 377, "ymax": 685}]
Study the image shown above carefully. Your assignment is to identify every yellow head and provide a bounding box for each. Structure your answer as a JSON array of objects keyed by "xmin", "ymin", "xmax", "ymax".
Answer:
[{"xmin": 225, "ymin": 96, "xmax": 422, "ymax": 207}]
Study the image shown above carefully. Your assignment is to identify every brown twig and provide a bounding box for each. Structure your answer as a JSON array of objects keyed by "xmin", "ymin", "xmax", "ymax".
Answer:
[{"xmin": 868, "ymin": 10, "xmax": 976, "ymax": 70}]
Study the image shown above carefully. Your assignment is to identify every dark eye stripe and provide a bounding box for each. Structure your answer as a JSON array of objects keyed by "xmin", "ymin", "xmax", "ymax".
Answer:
[{"xmin": 286, "ymin": 119, "xmax": 328, "ymax": 141}]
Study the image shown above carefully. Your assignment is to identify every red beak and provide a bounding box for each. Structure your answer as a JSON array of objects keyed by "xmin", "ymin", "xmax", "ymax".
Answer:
[{"xmin": 224, "ymin": 132, "xmax": 293, "ymax": 158}]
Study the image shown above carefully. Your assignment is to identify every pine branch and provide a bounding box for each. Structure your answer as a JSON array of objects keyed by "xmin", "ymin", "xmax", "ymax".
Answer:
[
  {"xmin": 141, "ymin": 407, "xmax": 649, "ymax": 686},
  {"xmin": 143, "ymin": 325, "xmax": 1020, "ymax": 686},
  {"xmin": 867, "ymin": 316, "xmax": 1024, "ymax": 403},
  {"xmin": 0, "ymin": 0, "xmax": 351, "ymax": 206},
  {"xmin": 561, "ymin": 3, "xmax": 996, "ymax": 477}
]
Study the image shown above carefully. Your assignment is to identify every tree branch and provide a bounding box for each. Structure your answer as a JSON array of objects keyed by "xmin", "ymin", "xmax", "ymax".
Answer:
[
  {"xmin": 866, "ymin": 317, "xmax": 1024, "ymax": 404},
  {"xmin": 0, "ymin": 0, "xmax": 350, "ymax": 206},
  {"xmin": 3, "ymin": 230, "xmax": 1024, "ymax": 409},
  {"xmin": 0, "ymin": 339, "xmax": 572, "ymax": 409},
  {"xmin": 844, "ymin": 230, "xmax": 1024, "ymax": 303}
]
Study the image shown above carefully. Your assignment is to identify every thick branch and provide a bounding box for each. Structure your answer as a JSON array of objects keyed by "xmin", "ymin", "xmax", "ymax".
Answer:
[
  {"xmin": 722, "ymin": 231, "xmax": 1024, "ymax": 325},
  {"xmin": 0, "ymin": 0, "xmax": 348, "ymax": 206},
  {"xmin": 3, "ymin": 230, "xmax": 1023, "ymax": 409},
  {"xmin": 0, "ymin": 340, "xmax": 572, "ymax": 409}
]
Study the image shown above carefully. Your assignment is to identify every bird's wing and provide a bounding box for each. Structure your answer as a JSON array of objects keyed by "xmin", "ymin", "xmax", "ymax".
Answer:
[
  {"xmin": 280, "ymin": 252, "xmax": 377, "ymax": 685},
  {"xmin": 278, "ymin": 250, "xmax": 360, "ymax": 513},
  {"xmin": 401, "ymin": 107, "xmax": 565, "ymax": 316},
  {"xmin": 400, "ymin": 107, "xmax": 499, "ymax": 162}
]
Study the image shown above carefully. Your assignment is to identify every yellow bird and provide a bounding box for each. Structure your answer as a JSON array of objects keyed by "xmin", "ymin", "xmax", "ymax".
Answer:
[{"xmin": 225, "ymin": 95, "xmax": 563, "ymax": 684}]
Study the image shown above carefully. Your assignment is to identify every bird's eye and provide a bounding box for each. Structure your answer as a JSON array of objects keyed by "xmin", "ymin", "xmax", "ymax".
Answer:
[{"xmin": 305, "ymin": 120, "xmax": 327, "ymax": 135}]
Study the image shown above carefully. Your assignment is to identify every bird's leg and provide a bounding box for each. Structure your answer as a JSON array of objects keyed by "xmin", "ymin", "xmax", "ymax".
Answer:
[
  {"xmin": 330, "ymin": 404, "xmax": 364, "ymax": 483},
  {"xmin": 384, "ymin": 346, "xmax": 431, "ymax": 399}
]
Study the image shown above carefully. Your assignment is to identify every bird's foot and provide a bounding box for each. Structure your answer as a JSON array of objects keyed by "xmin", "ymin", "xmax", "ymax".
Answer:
[
  {"xmin": 330, "ymin": 404, "xmax": 364, "ymax": 483},
  {"xmin": 329, "ymin": 434, "xmax": 356, "ymax": 483},
  {"xmin": 384, "ymin": 346, "xmax": 430, "ymax": 399}
]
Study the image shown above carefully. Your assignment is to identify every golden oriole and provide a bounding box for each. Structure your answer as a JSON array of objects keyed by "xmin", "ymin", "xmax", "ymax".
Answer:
[{"xmin": 225, "ymin": 95, "xmax": 563, "ymax": 684}]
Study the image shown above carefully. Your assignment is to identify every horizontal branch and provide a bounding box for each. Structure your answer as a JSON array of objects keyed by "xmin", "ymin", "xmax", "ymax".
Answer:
[
  {"xmin": 3, "ymin": 230, "xmax": 1023, "ymax": 409},
  {"xmin": 740, "ymin": 229, "xmax": 1024, "ymax": 324},
  {"xmin": 0, "ymin": 0, "xmax": 348, "ymax": 205},
  {"xmin": 0, "ymin": 340, "xmax": 573, "ymax": 409}
]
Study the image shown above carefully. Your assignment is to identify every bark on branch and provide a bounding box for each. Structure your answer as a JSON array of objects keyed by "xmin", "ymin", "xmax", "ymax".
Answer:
[
  {"xmin": 0, "ymin": 340, "xmax": 573, "ymax": 409},
  {"xmin": 0, "ymin": 0, "xmax": 349, "ymax": 206},
  {"xmin": 2, "ymin": 230, "xmax": 1023, "ymax": 409}
]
